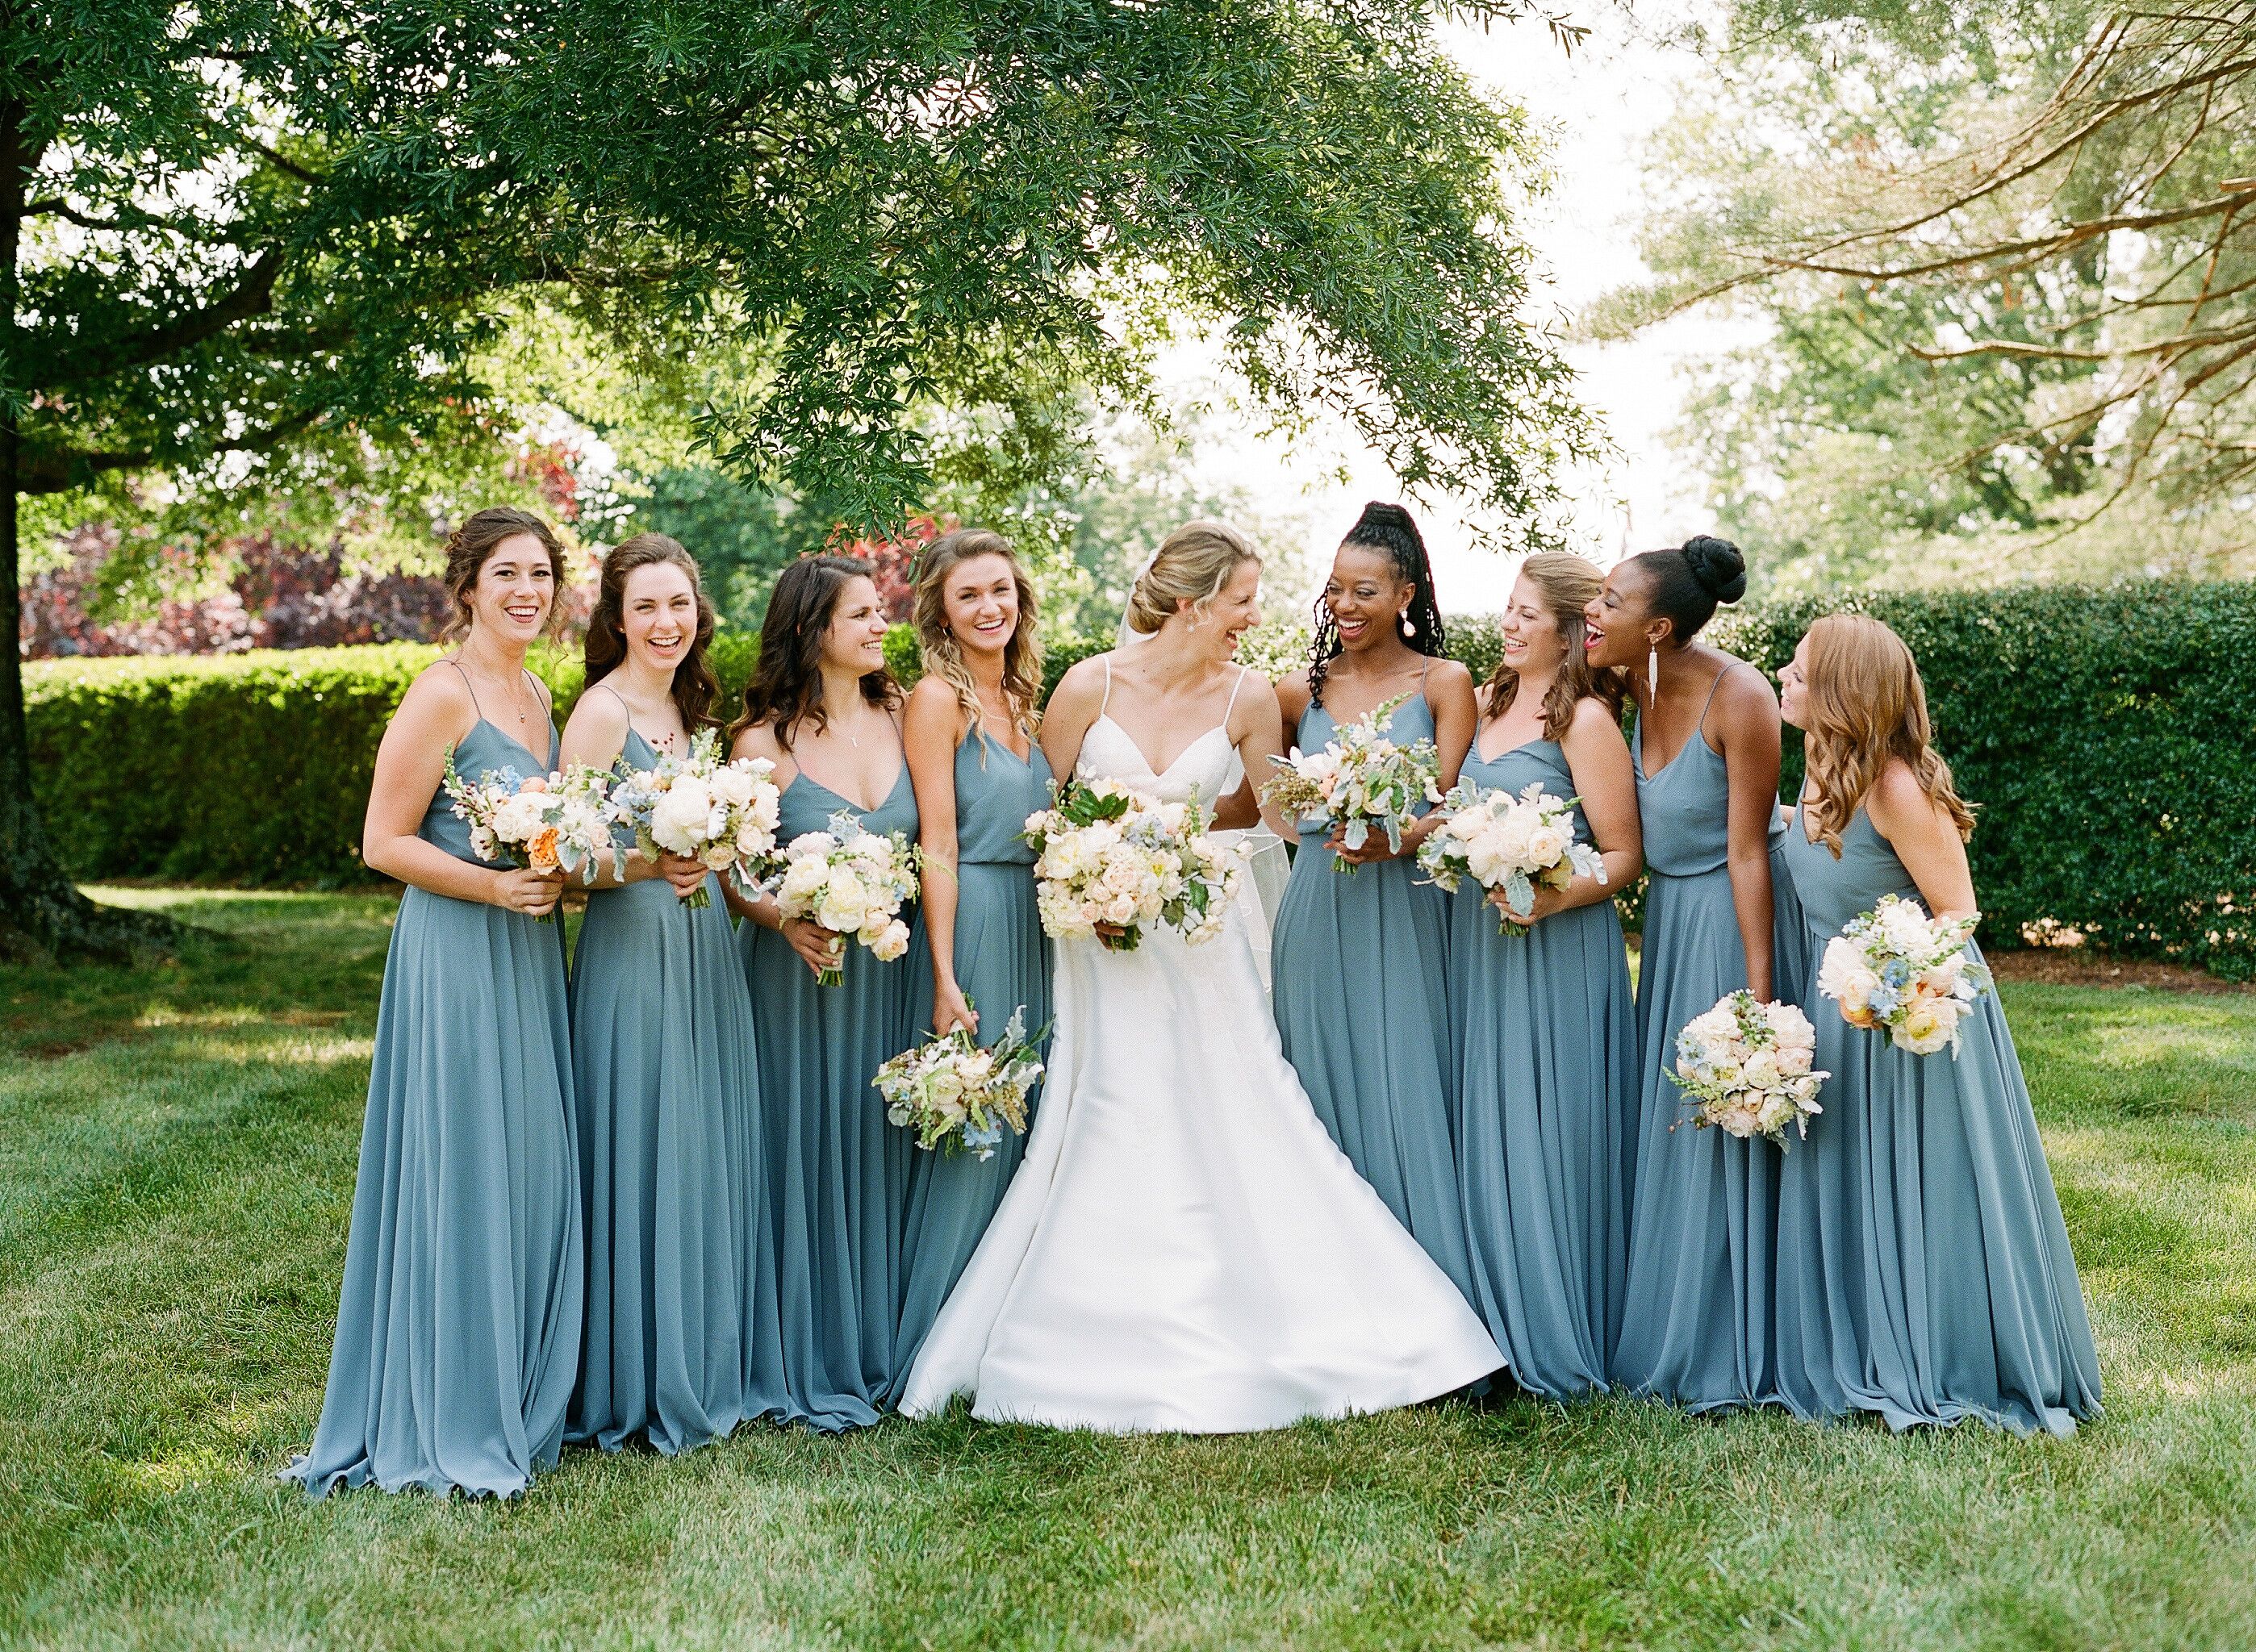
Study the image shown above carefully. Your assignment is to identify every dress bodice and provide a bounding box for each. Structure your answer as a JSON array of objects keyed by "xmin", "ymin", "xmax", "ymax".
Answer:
[
  {"xmin": 778, "ymin": 757, "xmax": 919, "ymax": 844},
  {"xmin": 1294, "ymin": 692, "xmax": 1438, "ymax": 842},
  {"xmin": 1462, "ymin": 734, "xmax": 1590, "ymax": 844},
  {"xmin": 955, "ymin": 729, "xmax": 1052, "ymax": 866},
  {"xmin": 1776, "ymin": 803, "xmax": 1924, "ymax": 940},
  {"xmin": 1076, "ymin": 659, "xmax": 1253, "ymax": 807},
  {"xmin": 1632, "ymin": 668, "xmax": 1786, "ymax": 878},
  {"xmin": 424, "ymin": 716, "xmax": 560, "ymax": 866}
]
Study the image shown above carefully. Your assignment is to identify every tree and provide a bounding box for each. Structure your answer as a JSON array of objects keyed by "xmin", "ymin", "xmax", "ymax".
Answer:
[
  {"xmin": 7, "ymin": 0, "xmax": 1588, "ymax": 960},
  {"xmin": 1602, "ymin": 0, "xmax": 2255, "ymax": 583}
]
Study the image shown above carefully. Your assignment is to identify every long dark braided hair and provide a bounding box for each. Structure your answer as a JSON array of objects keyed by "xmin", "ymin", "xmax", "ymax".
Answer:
[{"xmin": 1307, "ymin": 502, "xmax": 1448, "ymax": 707}]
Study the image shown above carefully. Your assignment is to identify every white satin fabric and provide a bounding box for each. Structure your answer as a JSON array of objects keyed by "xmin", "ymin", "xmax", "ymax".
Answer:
[{"xmin": 899, "ymin": 704, "xmax": 1503, "ymax": 1433}]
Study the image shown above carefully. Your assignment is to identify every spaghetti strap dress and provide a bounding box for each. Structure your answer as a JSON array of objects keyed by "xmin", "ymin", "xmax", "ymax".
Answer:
[
  {"xmin": 286, "ymin": 692, "xmax": 583, "ymax": 1497},
  {"xmin": 1613, "ymin": 665, "xmax": 1811, "ymax": 1408},
  {"xmin": 1271, "ymin": 686, "xmax": 1474, "ymax": 1299},
  {"xmin": 738, "ymin": 754, "xmax": 928, "ymax": 1429},
  {"xmin": 1772, "ymin": 805, "xmax": 2101, "ymax": 1434},
  {"xmin": 1445, "ymin": 734, "xmax": 1639, "ymax": 1397},
  {"xmin": 568, "ymin": 717, "xmax": 786, "ymax": 1453},
  {"xmin": 895, "ymin": 728, "xmax": 1055, "ymax": 1379}
]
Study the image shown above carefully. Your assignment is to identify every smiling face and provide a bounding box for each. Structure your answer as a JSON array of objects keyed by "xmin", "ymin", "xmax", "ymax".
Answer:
[
  {"xmin": 468, "ymin": 532, "xmax": 557, "ymax": 645},
  {"xmin": 942, "ymin": 552, "xmax": 1021, "ymax": 658},
  {"xmin": 1499, "ymin": 571, "xmax": 1569, "ymax": 680},
  {"xmin": 1778, "ymin": 634, "xmax": 1812, "ymax": 729},
  {"xmin": 822, "ymin": 574, "xmax": 891, "ymax": 676},
  {"xmin": 1205, "ymin": 557, "xmax": 1264, "ymax": 658},
  {"xmin": 621, "ymin": 560, "xmax": 698, "ymax": 678},
  {"xmin": 1323, "ymin": 544, "xmax": 1406, "ymax": 653},
  {"xmin": 1582, "ymin": 563, "xmax": 1657, "ymax": 670}
]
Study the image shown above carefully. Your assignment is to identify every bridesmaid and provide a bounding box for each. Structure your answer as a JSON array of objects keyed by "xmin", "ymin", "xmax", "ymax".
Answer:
[
  {"xmin": 559, "ymin": 533, "xmax": 784, "ymax": 1454},
  {"xmin": 727, "ymin": 555, "xmax": 926, "ymax": 1430},
  {"xmin": 1448, "ymin": 554, "xmax": 1643, "ymax": 1398},
  {"xmin": 894, "ymin": 530, "xmax": 1055, "ymax": 1379},
  {"xmin": 1272, "ymin": 503, "xmax": 1479, "ymax": 1299},
  {"xmin": 1589, "ymin": 535, "xmax": 1809, "ymax": 1411},
  {"xmin": 286, "ymin": 507, "xmax": 582, "ymax": 1497},
  {"xmin": 1773, "ymin": 615, "xmax": 2101, "ymax": 1433}
]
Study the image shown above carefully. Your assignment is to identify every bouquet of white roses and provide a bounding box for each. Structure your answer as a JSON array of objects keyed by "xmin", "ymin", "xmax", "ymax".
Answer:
[
  {"xmin": 1669, "ymin": 990, "xmax": 1828, "ymax": 1147},
  {"xmin": 607, "ymin": 728, "xmax": 783, "ymax": 909},
  {"xmin": 1022, "ymin": 777, "xmax": 1239, "ymax": 952},
  {"xmin": 874, "ymin": 1004, "xmax": 1046, "ymax": 1160},
  {"xmin": 1818, "ymin": 893, "xmax": 1993, "ymax": 1056},
  {"xmin": 442, "ymin": 750, "xmax": 624, "ymax": 919},
  {"xmin": 1262, "ymin": 692, "xmax": 1442, "ymax": 870},
  {"xmin": 1417, "ymin": 780, "xmax": 1606, "ymax": 936},
  {"xmin": 767, "ymin": 811, "xmax": 919, "ymax": 985}
]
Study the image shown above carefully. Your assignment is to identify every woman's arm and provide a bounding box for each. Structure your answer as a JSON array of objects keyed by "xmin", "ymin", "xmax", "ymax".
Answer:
[
  {"xmin": 905, "ymin": 679, "xmax": 975, "ymax": 1034},
  {"xmin": 1715, "ymin": 663, "xmax": 1785, "ymax": 1000},
  {"xmin": 559, "ymin": 686, "xmax": 666, "ymax": 892},
  {"xmin": 1037, "ymin": 657, "xmax": 1105, "ymax": 786},
  {"xmin": 725, "ymin": 724, "xmax": 839, "ymax": 975},
  {"xmin": 1865, "ymin": 760, "xmax": 1978, "ymax": 921},
  {"xmin": 362, "ymin": 667, "xmax": 562, "ymax": 915},
  {"xmin": 1397, "ymin": 658, "xmax": 1477, "ymax": 858},
  {"xmin": 1230, "ymin": 678, "xmax": 1297, "ymax": 841}
]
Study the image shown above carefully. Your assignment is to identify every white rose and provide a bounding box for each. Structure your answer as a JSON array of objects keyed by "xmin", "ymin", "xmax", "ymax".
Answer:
[
  {"xmin": 869, "ymin": 919, "xmax": 911, "ymax": 961},
  {"xmin": 779, "ymin": 856, "xmax": 830, "ymax": 904}
]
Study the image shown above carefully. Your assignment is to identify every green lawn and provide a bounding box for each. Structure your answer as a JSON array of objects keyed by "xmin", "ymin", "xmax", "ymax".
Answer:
[{"xmin": 3, "ymin": 891, "xmax": 2253, "ymax": 1651}]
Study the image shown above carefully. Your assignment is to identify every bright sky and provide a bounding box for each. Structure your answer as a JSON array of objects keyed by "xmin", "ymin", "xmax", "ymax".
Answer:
[{"xmin": 1159, "ymin": 3, "xmax": 1749, "ymax": 611}]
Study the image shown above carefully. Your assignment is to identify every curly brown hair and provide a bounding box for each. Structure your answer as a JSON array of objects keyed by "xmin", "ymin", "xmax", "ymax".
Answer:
[
  {"xmin": 1481, "ymin": 553, "xmax": 1624, "ymax": 740},
  {"xmin": 1799, "ymin": 614, "xmax": 1976, "ymax": 857},
  {"xmin": 438, "ymin": 507, "xmax": 568, "ymax": 644},
  {"xmin": 911, "ymin": 528, "xmax": 1043, "ymax": 752}
]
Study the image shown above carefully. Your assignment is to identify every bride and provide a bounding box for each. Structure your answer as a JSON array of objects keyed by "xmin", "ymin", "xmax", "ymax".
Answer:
[{"xmin": 899, "ymin": 520, "xmax": 1504, "ymax": 1432}]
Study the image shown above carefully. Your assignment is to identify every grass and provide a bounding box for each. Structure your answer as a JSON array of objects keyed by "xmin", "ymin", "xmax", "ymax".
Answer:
[{"xmin": 2, "ymin": 890, "xmax": 2253, "ymax": 1651}]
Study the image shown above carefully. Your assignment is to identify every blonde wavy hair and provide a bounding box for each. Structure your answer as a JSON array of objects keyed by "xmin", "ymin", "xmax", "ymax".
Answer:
[
  {"xmin": 911, "ymin": 528, "xmax": 1043, "ymax": 750},
  {"xmin": 1125, "ymin": 519, "xmax": 1260, "ymax": 636},
  {"xmin": 1481, "ymin": 553, "xmax": 1624, "ymax": 741},
  {"xmin": 1800, "ymin": 613, "xmax": 1977, "ymax": 857}
]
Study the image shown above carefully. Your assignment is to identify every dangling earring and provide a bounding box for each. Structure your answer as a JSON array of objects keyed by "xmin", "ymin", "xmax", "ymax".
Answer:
[
  {"xmin": 1646, "ymin": 644, "xmax": 1661, "ymax": 702},
  {"xmin": 1400, "ymin": 610, "xmax": 1416, "ymax": 637}
]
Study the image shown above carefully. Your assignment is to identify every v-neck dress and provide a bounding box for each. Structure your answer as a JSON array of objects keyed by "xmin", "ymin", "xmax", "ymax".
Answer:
[
  {"xmin": 567, "ymin": 723, "xmax": 786, "ymax": 1454},
  {"xmin": 287, "ymin": 713, "xmax": 583, "ymax": 1497},
  {"xmin": 1771, "ymin": 805, "xmax": 2100, "ymax": 1434},
  {"xmin": 738, "ymin": 759, "xmax": 928, "ymax": 1429},
  {"xmin": 1444, "ymin": 732, "xmax": 1639, "ymax": 1397},
  {"xmin": 1271, "ymin": 691, "xmax": 1474, "ymax": 1301},
  {"xmin": 1613, "ymin": 669, "xmax": 1811, "ymax": 1409}
]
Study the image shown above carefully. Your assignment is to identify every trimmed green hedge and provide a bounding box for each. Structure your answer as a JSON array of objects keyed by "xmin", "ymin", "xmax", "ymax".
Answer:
[{"xmin": 28, "ymin": 582, "xmax": 2256, "ymax": 977}]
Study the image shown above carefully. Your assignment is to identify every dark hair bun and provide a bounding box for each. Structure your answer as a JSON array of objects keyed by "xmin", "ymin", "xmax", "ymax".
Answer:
[
  {"xmin": 1680, "ymin": 536, "xmax": 1747, "ymax": 604},
  {"xmin": 1352, "ymin": 501, "xmax": 1418, "ymax": 537}
]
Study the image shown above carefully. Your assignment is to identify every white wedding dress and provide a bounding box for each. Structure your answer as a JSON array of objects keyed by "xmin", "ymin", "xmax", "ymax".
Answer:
[{"xmin": 899, "ymin": 668, "xmax": 1505, "ymax": 1433}]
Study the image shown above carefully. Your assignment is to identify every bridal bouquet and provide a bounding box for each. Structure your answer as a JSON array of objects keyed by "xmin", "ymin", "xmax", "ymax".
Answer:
[
  {"xmin": 1669, "ymin": 990, "xmax": 1828, "ymax": 1147},
  {"xmin": 768, "ymin": 813, "xmax": 920, "ymax": 986},
  {"xmin": 1261, "ymin": 693, "xmax": 1442, "ymax": 870},
  {"xmin": 1022, "ymin": 778, "xmax": 1239, "ymax": 952},
  {"xmin": 874, "ymin": 1005, "xmax": 1046, "ymax": 1161},
  {"xmin": 607, "ymin": 728, "xmax": 783, "ymax": 909},
  {"xmin": 1818, "ymin": 894, "xmax": 1993, "ymax": 1056},
  {"xmin": 1417, "ymin": 781, "xmax": 1606, "ymax": 936},
  {"xmin": 442, "ymin": 750, "xmax": 624, "ymax": 917}
]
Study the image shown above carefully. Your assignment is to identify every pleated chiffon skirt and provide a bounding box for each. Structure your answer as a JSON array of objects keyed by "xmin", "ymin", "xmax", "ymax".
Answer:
[
  {"xmin": 287, "ymin": 886, "xmax": 583, "ymax": 1497},
  {"xmin": 895, "ymin": 862, "xmax": 1050, "ymax": 1382},
  {"xmin": 569, "ymin": 872, "xmax": 787, "ymax": 1455}
]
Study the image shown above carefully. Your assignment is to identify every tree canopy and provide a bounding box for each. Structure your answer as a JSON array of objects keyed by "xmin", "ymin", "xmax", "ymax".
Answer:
[
  {"xmin": 1603, "ymin": 0, "xmax": 2254, "ymax": 584},
  {"xmin": 5, "ymin": 0, "xmax": 1590, "ymax": 957}
]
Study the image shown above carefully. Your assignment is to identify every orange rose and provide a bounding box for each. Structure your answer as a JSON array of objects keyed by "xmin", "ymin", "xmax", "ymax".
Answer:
[{"xmin": 529, "ymin": 828, "xmax": 562, "ymax": 874}]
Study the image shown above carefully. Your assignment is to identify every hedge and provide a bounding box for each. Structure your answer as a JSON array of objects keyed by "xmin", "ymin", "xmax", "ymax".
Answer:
[{"xmin": 27, "ymin": 581, "xmax": 2256, "ymax": 977}]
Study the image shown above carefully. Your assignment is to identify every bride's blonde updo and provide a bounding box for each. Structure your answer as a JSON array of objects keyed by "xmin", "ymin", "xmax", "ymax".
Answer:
[{"xmin": 1125, "ymin": 519, "xmax": 1260, "ymax": 637}]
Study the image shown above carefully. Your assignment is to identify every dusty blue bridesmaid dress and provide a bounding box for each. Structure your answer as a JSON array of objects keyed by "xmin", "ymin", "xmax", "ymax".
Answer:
[
  {"xmin": 287, "ymin": 705, "xmax": 583, "ymax": 1497},
  {"xmin": 1772, "ymin": 805, "xmax": 2101, "ymax": 1434},
  {"xmin": 1446, "ymin": 735, "xmax": 1639, "ymax": 1397},
  {"xmin": 739, "ymin": 759, "xmax": 926, "ymax": 1430},
  {"xmin": 568, "ymin": 719, "xmax": 786, "ymax": 1454},
  {"xmin": 1271, "ymin": 689, "xmax": 1475, "ymax": 1299},
  {"xmin": 893, "ymin": 729, "xmax": 1055, "ymax": 1382},
  {"xmin": 1613, "ymin": 665, "xmax": 1811, "ymax": 1409}
]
